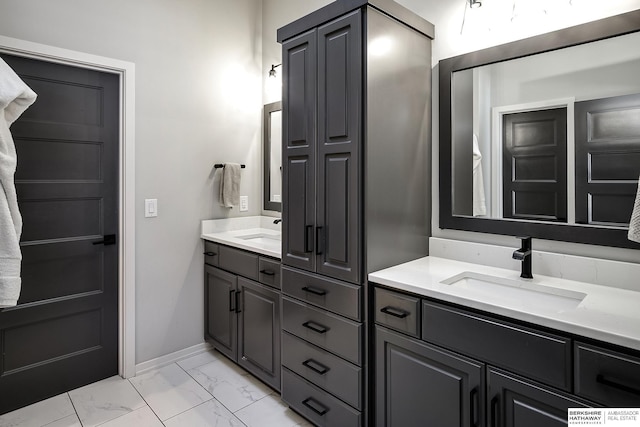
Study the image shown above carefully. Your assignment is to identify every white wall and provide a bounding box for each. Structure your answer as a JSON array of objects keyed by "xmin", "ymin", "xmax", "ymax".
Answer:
[{"xmin": 0, "ymin": 0, "xmax": 263, "ymax": 364}]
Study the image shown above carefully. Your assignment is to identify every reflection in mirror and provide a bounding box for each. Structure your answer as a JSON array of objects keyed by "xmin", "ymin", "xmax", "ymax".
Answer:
[
  {"xmin": 264, "ymin": 101, "xmax": 282, "ymax": 212},
  {"xmin": 440, "ymin": 10, "xmax": 640, "ymax": 248}
]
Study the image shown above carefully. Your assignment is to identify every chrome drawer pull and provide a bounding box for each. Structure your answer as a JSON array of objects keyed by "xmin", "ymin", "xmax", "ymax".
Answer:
[
  {"xmin": 260, "ymin": 269, "xmax": 276, "ymax": 276},
  {"xmin": 597, "ymin": 374, "xmax": 640, "ymax": 395},
  {"xmin": 381, "ymin": 306, "xmax": 410, "ymax": 319},
  {"xmin": 302, "ymin": 321, "xmax": 329, "ymax": 334},
  {"xmin": 302, "ymin": 358, "xmax": 330, "ymax": 375},
  {"xmin": 302, "ymin": 286, "xmax": 327, "ymax": 296},
  {"xmin": 203, "ymin": 251, "xmax": 217, "ymax": 256},
  {"xmin": 302, "ymin": 397, "xmax": 329, "ymax": 416}
]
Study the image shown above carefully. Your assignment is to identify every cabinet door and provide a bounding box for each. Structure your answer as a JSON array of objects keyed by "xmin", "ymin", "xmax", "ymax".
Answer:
[
  {"xmin": 488, "ymin": 368, "xmax": 589, "ymax": 427},
  {"xmin": 282, "ymin": 29, "xmax": 317, "ymax": 273},
  {"xmin": 376, "ymin": 326, "xmax": 484, "ymax": 427},
  {"xmin": 316, "ymin": 11, "xmax": 362, "ymax": 284},
  {"xmin": 237, "ymin": 278, "xmax": 281, "ymax": 391},
  {"xmin": 204, "ymin": 265, "xmax": 237, "ymax": 361}
]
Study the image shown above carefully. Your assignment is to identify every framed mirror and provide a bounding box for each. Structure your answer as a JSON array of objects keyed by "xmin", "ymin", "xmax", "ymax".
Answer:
[
  {"xmin": 263, "ymin": 101, "xmax": 282, "ymax": 212},
  {"xmin": 440, "ymin": 10, "xmax": 640, "ymax": 249}
]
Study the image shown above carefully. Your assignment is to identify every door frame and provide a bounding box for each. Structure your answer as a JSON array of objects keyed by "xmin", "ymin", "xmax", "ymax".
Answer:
[
  {"xmin": 491, "ymin": 97, "xmax": 574, "ymax": 222},
  {"xmin": 0, "ymin": 35, "xmax": 136, "ymax": 378}
]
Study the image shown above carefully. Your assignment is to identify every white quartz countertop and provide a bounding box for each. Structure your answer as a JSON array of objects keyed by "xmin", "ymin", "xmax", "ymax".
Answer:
[
  {"xmin": 201, "ymin": 216, "xmax": 281, "ymax": 259},
  {"xmin": 369, "ymin": 256, "xmax": 640, "ymax": 351}
]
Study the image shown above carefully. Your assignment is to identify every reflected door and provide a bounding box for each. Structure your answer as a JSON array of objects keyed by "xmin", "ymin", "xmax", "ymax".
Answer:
[
  {"xmin": 502, "ymin": 108, "xmax": 567, "ymax": 222},
  {"xmin": 0, "ymin": 54, "xmax": 119, "ymax": 415}
]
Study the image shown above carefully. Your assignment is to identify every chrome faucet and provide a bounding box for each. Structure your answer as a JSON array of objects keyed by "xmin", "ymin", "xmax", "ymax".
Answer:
[
  {"xmin": 273, "ymin": 218, "xmax": 282, "ymax": 224},
  {"xmin": 513, "ymin": 236, "xmax": 533, "ymax": 279}
]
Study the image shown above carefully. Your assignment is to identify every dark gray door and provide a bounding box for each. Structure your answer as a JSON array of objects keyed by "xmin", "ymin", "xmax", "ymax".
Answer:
[
  {"xmin": 237, "ymin": 278, "xmax": 281, "ymax": 391},
  {"xmin": 316, "ymin": 11, "xmax": 361, "ymax": 284},
  {"xmin": 575, "ymin": 93, "xmax": 640, "ymax": 226},
  {"xmin": 488, "ymin": 368, "xmax": 588, "ymax": 427},
  {"xmin": 0, "ymin": 54, "xmax": 119, "ymax": 415},
  {"xmin": 205, "ymin": 265, "xmax": 237, "ymax": 361},
  {"xmin": 376, "ymin": 326, "xmax": 484, "ymax": 427},
  {"xmin": 503, "ymin": 108, "xmax": 567, "ymax": 222},
  {"xmin": 282, "ymin": 30, "xmax": 317, "ymax": 273}
]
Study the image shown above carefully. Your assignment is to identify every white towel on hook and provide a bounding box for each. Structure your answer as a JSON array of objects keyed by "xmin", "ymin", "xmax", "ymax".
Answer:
[
  {"xmin": 0, "ymin": 58, "xmax": 37, "ymax": 307},
  {"xmin": 628, "ymin": 175, "xmax": 640, "ymax": 243},
  {"xmin": 219, "ymin": 163, "xmax": 241, "ymax": 208}
]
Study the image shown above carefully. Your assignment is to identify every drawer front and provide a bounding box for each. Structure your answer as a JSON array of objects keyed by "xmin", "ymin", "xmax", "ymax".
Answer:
[
  {"xmin": 575, "ymin": 342, "xmax": 640, "ymax": 406},
  {"xmin": 282, "ymin": 368, "xmax": 361, "ymax": 427},
  {"xmin": 218, "ymin": 245, "xmax": 259, "ymax": 280},
  {"xmin": 282, "ymin": 266, "xmax": 361, "ymax": 320},
  {"xmin": 283, "ymin": 297, "xmax": 362, "ymax": 365},
  {"xmin": 422, "ymin": 301, "xmax": 572, "ymax": 391},
  {"xmin": 282, "ymin": 331, "xmax": 362, "ymax": 409},
  {"xmin": 203, "ymin": 241, "xmax": 219, "ymax": 267},
  {"xmin": 258, "ymin": 257, "xmax": 281, "ymax": 289},
  {"xmin": 374, "ymin": 287, "xmax": 420, "ymax": 338}
]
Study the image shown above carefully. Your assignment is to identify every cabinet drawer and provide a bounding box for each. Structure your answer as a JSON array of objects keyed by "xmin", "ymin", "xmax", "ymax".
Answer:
[
  {"xmin": 575, "ymin": 342, "xmax": 640, "ymax": 406},
  {"xmin": 218, "ymin": 245, "xmax": 259, "ymax": 280},
  {"xmin": 283, "ymin": 297, "xmax": 362, "ymax": 365},
  {"xmin": 374, "ymin": 287, "xmax": 420, "ymax": 338},
  {"xmin": 282, "ymin": 331, "xmax": 362, "ymax": 410},
  {"xmin": 258, "ymin": 257, "xmax": 281, "ymax": 289},
  {"xmin": 282, "ymin": 368, "xmax": 361, "ymax": 427},
  {"xmin": 203, "ymin": 241, "xmax": 219, "ymax": 267},
  {"xmin": 282, "ymin": 266, "xmax": 361, "ymax": 320},
  {"xmin": 422, "ymin": 301, "xmax": 572, "ymax": 391}
]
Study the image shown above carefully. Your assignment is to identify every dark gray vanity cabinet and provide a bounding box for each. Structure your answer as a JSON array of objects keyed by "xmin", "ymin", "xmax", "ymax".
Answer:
[
  {"xmin": 376, "ymin": 326, "xmax": 484, "ymax": 427},
  {"xmin": 204, "ymin": 243, "xmax": 281, "ymax": 391},
  {"xmin": 281, "ymin": 11, "xmax": 361, "ymax": 285}
]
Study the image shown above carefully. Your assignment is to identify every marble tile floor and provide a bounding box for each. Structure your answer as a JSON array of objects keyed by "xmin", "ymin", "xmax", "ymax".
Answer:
[{"xmin": 0, "ymin": 349, "xmax": 312, "ymax": 427}]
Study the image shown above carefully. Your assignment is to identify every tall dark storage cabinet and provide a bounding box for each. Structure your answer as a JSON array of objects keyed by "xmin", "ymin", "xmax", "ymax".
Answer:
[{"xmin": 278, "ymin": 2, "xmax": 434, "ymax": 425}]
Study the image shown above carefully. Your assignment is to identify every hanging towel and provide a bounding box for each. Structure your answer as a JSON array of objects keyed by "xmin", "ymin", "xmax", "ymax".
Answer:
[
  {"xmin": 219, "ymin": 163, "xmax": 241, "ymax": 208},
  {"xmin": 472, "ymin": 134, "xmax": 487, "ymax": 216},
  {"xmin": 0, "ymin": 58, "xmax": 37, "ymax": 308},
  {"xmin": 629, "ymin": 175, "xmax": 640, "ymax": 243}
]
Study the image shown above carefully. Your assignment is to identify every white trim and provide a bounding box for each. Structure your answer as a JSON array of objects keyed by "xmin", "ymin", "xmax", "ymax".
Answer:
[
  {"xmin": 0, "ymin": 35, "xmax": 136, "ymax": 378},
  {"xmin": 135, "ymin": 343, "xmax": 213, "ymax": 376},
  {"xmin": 491, "ymin": 97, "xmax": 575, "ymax": 222}
]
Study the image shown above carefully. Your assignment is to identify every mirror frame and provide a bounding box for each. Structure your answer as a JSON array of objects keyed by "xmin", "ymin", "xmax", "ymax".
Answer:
[
  {"xmin": 439, "ymin": 9, "xmax": 640, "ymax": 249},
  {"xmin": 263, "ymin": 101, "xmax": 282, "ymax": 212}
]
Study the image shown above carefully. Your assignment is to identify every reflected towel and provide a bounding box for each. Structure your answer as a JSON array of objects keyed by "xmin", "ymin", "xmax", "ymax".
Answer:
[
  {"xmin": 0, "ymin": 58, "xmax": 37, "ymax": 307},
  {"xmin": 472, "ymin": 134, "xmax": 487, "ymax": 216},
  {"xmin": 219, "ymin": 163, "xmax": 241, "ymax": 208},
  {"xmin": 629, "ymin": 175, "xmax": 640, "ymax": 243}
]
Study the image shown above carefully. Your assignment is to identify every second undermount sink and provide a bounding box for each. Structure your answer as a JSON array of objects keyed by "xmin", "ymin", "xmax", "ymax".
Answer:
[
  {"xmin": 235, "ymin": 231, "xmax": 281, "ymax": 247},
  {"xmin": 441, "ymin": 271, "xmax": 586, "ymax": 311}
]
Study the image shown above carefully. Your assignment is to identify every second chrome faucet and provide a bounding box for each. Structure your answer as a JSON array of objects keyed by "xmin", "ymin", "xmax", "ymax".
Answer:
[{"xmin": 513, "ymin": 236, "xmax": 533, "ymax": 279}]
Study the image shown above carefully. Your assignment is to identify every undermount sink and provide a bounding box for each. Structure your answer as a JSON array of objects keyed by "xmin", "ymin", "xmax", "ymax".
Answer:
[
  {"xmin": 441, "ymin": 271, "xmax": 586, "ymax": 311},
  {"xmin": 235, "ymin": 232, "xmax": 281, "ymax": 247}
]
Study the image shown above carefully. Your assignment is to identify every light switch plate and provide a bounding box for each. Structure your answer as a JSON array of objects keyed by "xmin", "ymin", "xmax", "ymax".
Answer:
[
  {"xmin": 145, "ymin": 199, "xmax": 158, "ymax": 218},
  {"xmin": 240, "ymin": 196, "xmax": 248, "ymax": 212}
]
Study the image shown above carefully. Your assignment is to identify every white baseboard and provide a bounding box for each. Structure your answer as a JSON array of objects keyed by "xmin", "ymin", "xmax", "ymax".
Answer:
[{"xmin": 134, "ymin": 342, "xmax": 213, "ymax": 376}]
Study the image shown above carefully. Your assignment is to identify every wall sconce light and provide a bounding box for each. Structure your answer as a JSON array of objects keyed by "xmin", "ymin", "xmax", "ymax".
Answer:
[
  {"xmin": 469, "ymin": 0, "xmax": 482, "ymax": 8},
  {"xmin": 269, "ymin": 64, "xmax": 281, "ymax": 78}
]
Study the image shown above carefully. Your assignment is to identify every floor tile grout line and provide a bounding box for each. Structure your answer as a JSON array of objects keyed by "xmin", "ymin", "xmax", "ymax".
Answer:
[
  {"xmin": 65, "ymin": 391, "xmax": 83, "ymax": 427},
  {"xmin": 125, "ymin": 375, "xmax": 169, "ymax": 425}
]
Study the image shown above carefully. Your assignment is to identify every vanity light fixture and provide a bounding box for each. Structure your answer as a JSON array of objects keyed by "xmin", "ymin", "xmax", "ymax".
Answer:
[
  {"xmin": 269, "ymin": 63, "xmax": 281, "ymax": 78},
  {"xmin": 469, "ymin": 0, "xmax": 482, "ymax": 8}
]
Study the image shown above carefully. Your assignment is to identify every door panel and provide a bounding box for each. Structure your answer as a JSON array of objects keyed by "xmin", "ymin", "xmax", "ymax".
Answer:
[
  {"xmin": 282, "ymin": 30, "xmax": 317, "ymax": 273},
  {"xmin": 237, "ymin": 278, "xmax": 281, "ymax": 391},
  {"xmin": 503, "ymin": 108, "xmax": 567, "ymax": 222},
  {"xmin": 575, "ymin": 93, "xmax": 640, "ymax": 226},
  {"xmin": 0, "ymin": 54, "xmax": 119, "ymax": 415},
  {"xmin": 205, "ymin": 266, "xmax": 237, "ymax": 361},
  {"xmin": 316, "ymin": 11, "xmax": 361, "ymax": 284},
  {"xmin": 376, "ymin": 326, "xmax": 484, "ymax": 427}
]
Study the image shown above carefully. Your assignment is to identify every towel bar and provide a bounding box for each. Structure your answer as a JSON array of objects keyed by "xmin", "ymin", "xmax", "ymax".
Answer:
[{"xmin": 214, "ymin": 164, "xmax": 246, "ymax": 169}]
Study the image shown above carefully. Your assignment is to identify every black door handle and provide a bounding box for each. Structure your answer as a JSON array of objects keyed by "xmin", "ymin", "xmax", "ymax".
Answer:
[
  {"xmin": 302, "ymin": 358, "xmax": 330, "ymax": 375},
  {"xmin": 316, "ymin": 226, "xmax": 324, "ymax": 254},
  {"xmin": 302, "ymin": 286, "xmax": 327, "ymax": 296},
  {"xmin": 470, "ymin": 388, "xmax": 479, "ymax": 427},
  {"xmin": 305, "ymin": 225, "xmax": 314, "ymax": 253},
  {"xmin": 302, "ymin": 321, "xmax": 329, "ymax": 334},
  {"xmin": 93, "ymin": 234, "xmax": 116, "ymax": 245},
  {"xmin": 380, "ymin": 306, "xmax": 410, "ymax": 319},
  {"xmin": 235, "ymin": 290, "xmax": 242, "ymax": 313},
  {"xmin": 302, "ymin": 397, "xmax": 329, "ymax": 416},
  {"xmin": 260, "ymin": 269, "xmax": 276, "ymax": 276},
  {"xmin": 229, "ymin": 290, "xmax": 236, "ymax": 312},
  {"xmin": 203, "ymin": 251, "xmax": 217, "ymax": 256}
]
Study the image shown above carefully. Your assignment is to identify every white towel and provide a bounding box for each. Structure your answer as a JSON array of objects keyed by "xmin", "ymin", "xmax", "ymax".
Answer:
[
  {"xmin": 219, "ymin": 163, "xmax": 241, "ymax": 208},
  {"xmin": 629, "ymin": 175, "xmax": 640, "ymax": 243},
  {"xmin": 0, "ymin": 58, "xmax": 37, "ymax": 307},
  {"xmin": 472, "ymin": 134, "xmax": 487, "ymax": 216}
]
